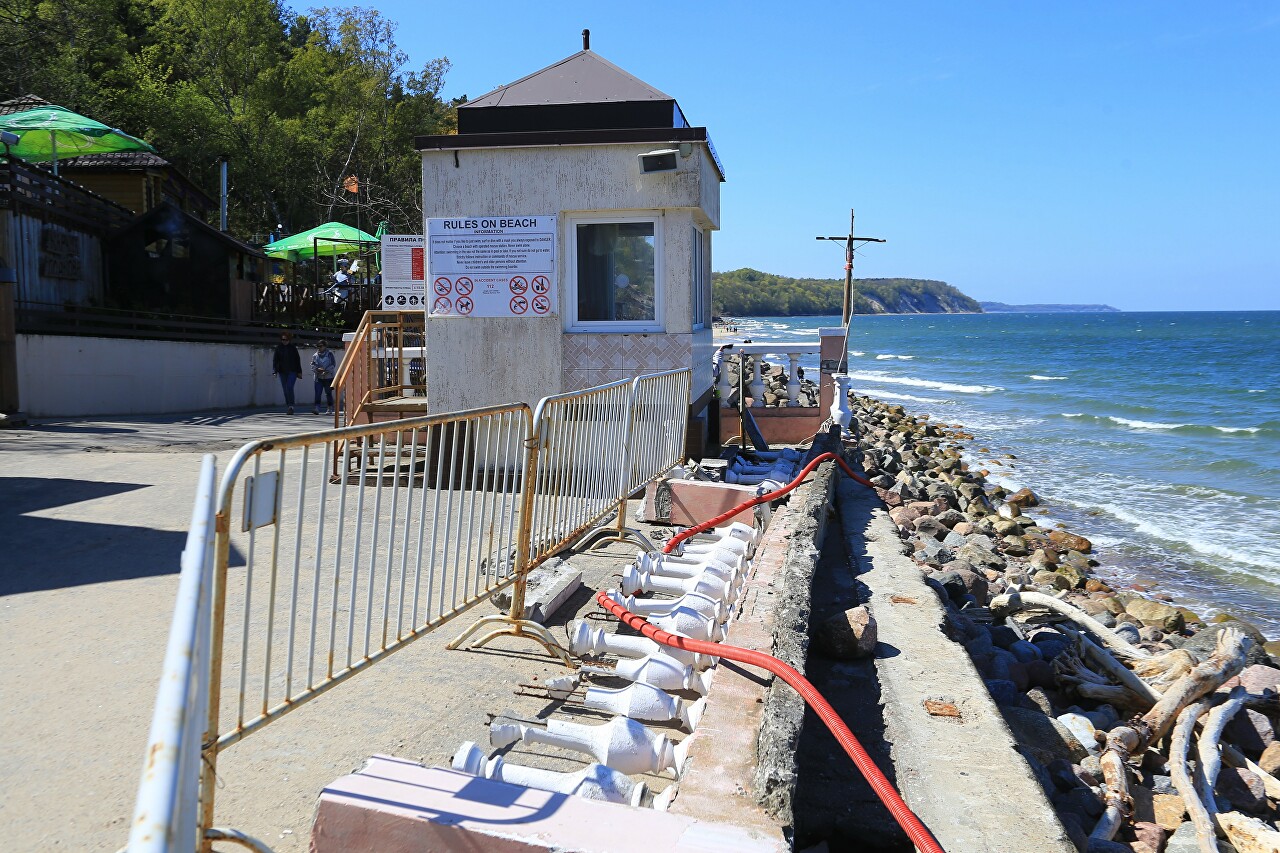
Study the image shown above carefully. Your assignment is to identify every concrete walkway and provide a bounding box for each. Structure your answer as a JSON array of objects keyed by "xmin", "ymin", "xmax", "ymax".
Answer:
[{"xmin": 0, "ymin": 408, "xmax": 644, "ymax": 851}]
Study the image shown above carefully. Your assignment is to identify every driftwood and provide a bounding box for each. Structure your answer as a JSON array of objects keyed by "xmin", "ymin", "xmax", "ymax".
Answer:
[
  {"xmin": 1131, "ymin": 648, "xmax": 1198, "ymax": 689},
  {"xmin": 1054, "ymin": 644, "xmax": 1150, "ymax": 712},
  {"xmin": 1169, "ymin": 698, "xmax": 1218, "ymax": 853},
  {"xmin": 1197, "ymin": 686, "xmax": 1248, "ymax": 810},
  {"xmin": 1090, "ymin": 627, "xmax": 1252, "ymax": 841},
  {"xmin": 991, "ymin": 590, "xmax": 1150, "ymax": 659},
  {"xmin": 1216, "ymin": 812, "xmax": 1280, "ymax": 853}
]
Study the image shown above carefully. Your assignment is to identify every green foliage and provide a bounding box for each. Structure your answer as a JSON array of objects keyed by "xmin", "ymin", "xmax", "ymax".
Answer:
[
  {"xmin": 0, "ymin": 0, "xmax": 459, "ymax": 238},
  {"xmin": 712, "ymin": 268, "xmax": 982, "ymax": 316}
]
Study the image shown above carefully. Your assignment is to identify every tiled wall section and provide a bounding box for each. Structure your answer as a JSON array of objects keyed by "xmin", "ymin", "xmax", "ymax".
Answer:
[{"xmin": 562, "ymin": 333, "xmax": 697, "ymax": 392}]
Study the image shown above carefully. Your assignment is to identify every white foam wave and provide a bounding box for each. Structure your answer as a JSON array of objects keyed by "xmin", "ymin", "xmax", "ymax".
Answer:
[
  {"xmin": 1029, "ymin": 375, "xmax": 1067, "ymax": 381},
  {"xmin": 1109, "ymin": 416, "xmax": 1186, "ymax": 430},
  {"xmin": 849, "ymin": 351, "xmax": 865, "ymax": 357},
  {"xmin": 854, "ymin": 389, "xmax": 949, "ymax": 405},
  {"xmin": 1062, "ymin": 413, "xmax": 1086, "ymax": 418},
  {"xmin": 1215, "ymin": 426, "xmax": 1261, "ymax": 434},
  {"xmin": 875, "ymin": 354, "xmax": 915, "ymax": 361},
  {"xmin": 1248, "ymin": 389, "xmax": 1266, "ymax": 393},
  {"xmin": 1095, "ymin": 502, "xmax": 1280, "ymax": 573},
  {"xmin": 845, "ymin": 370, "xmax": 1002, "ymax": 394}
]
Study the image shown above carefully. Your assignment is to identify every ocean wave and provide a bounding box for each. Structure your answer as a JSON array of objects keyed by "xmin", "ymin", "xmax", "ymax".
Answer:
[
  {"xmin": 875, "ymin": 354, "xmax": 915, "ymax": 360},
  {"xmin": 845, "ymin": 370, "xmax": 1003, "ymax": 394},
  {"xmin": 1029, "ymin": 375, "xmax": 1067, "ymax": 381},
  {"xmin": 854, "ymin": 389, "xmax": 950, "ymax": 405},
  {"xmin": 1058, "ymin": 412, "xmax": 1268, "ymax": 436},
  {"xmin": 849, "ymin": 351, "xmax": 865, "ymax": 357},
  {"xmin": 1093, "ymin": 502, "xmax": 1280, "ymax": 574},
  {"xmin": 1248, "ymin": 389, "xmax": 1266, "ymax": 393}
]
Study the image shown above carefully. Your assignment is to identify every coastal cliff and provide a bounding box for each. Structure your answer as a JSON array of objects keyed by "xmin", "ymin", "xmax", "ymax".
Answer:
[{"xmin": 713, "ymin": 268, "xmax": 982, "ymax": 316}]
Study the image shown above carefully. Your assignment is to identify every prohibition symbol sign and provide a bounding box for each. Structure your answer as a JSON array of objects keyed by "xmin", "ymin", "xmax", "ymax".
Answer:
[
  {"xmin": 455, "ymin": 277, "xmax": 474, "ymax": 296},
  {"xmin": 509, "ymin": 295, "xmax": 529, "ymax": 315},
  {"xmin": 509, "ymin": 276, "xmax": 528, "ymax": 295},
  {"xmin": 531, "ymin": 275, "xmax": 550, "ymax": 295},
  {"xmin": 433, "ymin": 296, "xmax": 452, "ymax": 314},
  {"xmin": 456, "ymin": 296, "xmax": 474, "ymax": 315},
  {"xmin": 532, "ymin": 294, "xmax": 550, "ymax": 315},
  {"xmin": 433, "ymin": 277, "xmax": 452, "ymax": 296}
]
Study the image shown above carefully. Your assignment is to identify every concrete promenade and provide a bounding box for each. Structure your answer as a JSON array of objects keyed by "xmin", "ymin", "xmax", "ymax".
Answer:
[{"xmin": 0, "ymin": 408, "xmax": 627, "ymax": 851}]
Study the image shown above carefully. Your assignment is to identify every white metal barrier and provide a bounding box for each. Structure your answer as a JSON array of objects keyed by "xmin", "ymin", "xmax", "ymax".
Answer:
[
  {"xmin": 125, "ymin": 455, "xmax": 218, "ymax": 853},
  {"xmin": 126, "ymin": 370, "xmax": 691, "ymax": 850},
  {"xmin": 451, "ymin": 369, "xmax": 691, "ymax": 656}
]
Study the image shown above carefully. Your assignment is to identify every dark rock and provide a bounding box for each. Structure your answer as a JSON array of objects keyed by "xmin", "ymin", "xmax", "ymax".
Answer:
[
  {"xmin": 1009, "ymin": 640, "xmax": 1042, "ymax": 663},
  {"xmin": 989, "ymin": 624, "xmax": 1020, "ymax": 649},
  {"xmin": 814, "ymin": 606, "xmax": 878, "ymax": 660},
  {"xmin": 913, "ymin": 515, "xmax": 949, "ymax": 541},
  {"xmin": 1054, "ymin": 785, "xmax": 1104, "ymax": 821},
  {"xmin": 1224, "ymin": 708, "xmax": 1274, "ymax": 755},
  {"xmin": 986, "ymin": 678, "xmax": 1027, "ymax": 708},
  {"xmin": 1059, "ymin": 814, "xmax": 1090, "ymax": 853},
  {"xmin": 1002, "ymin": 706, "xmax": 1089, "ymax": 764},
  {"xmin": 1182, "ymin": 622, "xmax": 1270, "ymax": 666},
  {"xmin": 1114, "ymin": 624, "xmax": 1142, "ymax": 646},
  {"xmin": 1025, "ymin": 659, "xmax": 1057, "ymax": 689},
  {"xmin": 1047, "ymin": 758, "xmax": 1084, "ymax": 792},
  {"xmin": 1216, "ymin": 765, "xmax": 1268, "ymax": 813}
]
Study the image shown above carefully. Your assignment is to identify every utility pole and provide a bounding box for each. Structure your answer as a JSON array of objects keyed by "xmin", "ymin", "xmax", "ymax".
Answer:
[{"xmin": 816, "ymin": 209, "xmax": 885, "ymax": 327}]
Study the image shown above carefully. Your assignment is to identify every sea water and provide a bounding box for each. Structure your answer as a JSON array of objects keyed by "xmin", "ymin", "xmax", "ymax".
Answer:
[{"xmin": 719, "ymin": 311, "xmax": 1280, "ymax": 637}]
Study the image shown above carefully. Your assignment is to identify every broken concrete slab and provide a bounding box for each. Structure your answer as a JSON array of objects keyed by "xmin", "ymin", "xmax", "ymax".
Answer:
[{"xmin": 491, "ymin": 557, "xmax": 583, "ymax": 623}]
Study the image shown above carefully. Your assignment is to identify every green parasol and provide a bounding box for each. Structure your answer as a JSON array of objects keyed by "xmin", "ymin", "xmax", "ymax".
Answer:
[
  {"xmin": 263, "ymin": 221, "xmax": 379, "ymax": 261},
  {"xmin": 0, "ymin": 106, "xmax": 156, "ymax": 175}
]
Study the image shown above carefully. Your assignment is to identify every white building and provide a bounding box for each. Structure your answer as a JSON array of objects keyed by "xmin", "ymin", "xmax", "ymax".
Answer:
[{"xmin": 416, "ymin": 44, "xmax": 724, "ymax": 436}]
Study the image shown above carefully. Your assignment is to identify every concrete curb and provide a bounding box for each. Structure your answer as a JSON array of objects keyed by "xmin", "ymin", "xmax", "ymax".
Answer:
[{"xmin": 836, "ymin": 473, "xmax": 1076, "ymax": 853}]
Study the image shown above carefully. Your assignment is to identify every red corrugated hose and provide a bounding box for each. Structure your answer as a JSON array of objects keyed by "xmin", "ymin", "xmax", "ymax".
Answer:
[
  {"xmin": 662, "ymin": 451, "xmax": 874, "ymax": 554},
  {"xmin": 628, "ymin": 451, "xmax": 946, "ymax": 853}
]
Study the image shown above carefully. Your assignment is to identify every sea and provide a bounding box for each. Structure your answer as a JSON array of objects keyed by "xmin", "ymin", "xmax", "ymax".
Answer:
[{"xmin": 719, "ymin": 311, "xmax": 1280, "ymax": 638}]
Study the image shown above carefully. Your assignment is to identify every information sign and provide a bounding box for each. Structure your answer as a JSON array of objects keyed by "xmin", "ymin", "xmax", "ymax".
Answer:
[
  {"xmin": 426, "ymin": 216, "xmax": 557, "ymax": 318},
  {"xmin": 380, "ymin": 234, "xmax": 425, "ymax": 309}
]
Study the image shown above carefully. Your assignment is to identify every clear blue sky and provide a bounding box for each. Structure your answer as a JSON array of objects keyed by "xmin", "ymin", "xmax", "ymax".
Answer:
[{"xmin": 366, "ymin": 1, "xmax": 1279, "ymax": 310}]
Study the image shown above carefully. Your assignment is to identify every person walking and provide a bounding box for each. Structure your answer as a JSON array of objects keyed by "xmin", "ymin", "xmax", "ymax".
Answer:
[
  {"xmin": 272, "ymin": 331, "xmax": 302, "ymax": 414},
  {"xmin": 311, "ymin": 339, "xmax": 336, "ymax": 415}
]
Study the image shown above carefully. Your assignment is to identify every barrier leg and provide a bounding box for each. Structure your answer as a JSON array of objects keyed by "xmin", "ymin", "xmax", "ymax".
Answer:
[
  {"xmin": 448, "ymin": 613, "xmax": 575, "ymax": 667},
  {"xmin": 579, "ymin": 502, "xmax": 660, "ymax": 553}
]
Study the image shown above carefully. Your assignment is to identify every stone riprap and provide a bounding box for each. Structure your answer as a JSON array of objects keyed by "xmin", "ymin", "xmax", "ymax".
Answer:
[{"xmin": 849, "ymin": 393, "xmax": 1280, "ymax": 853}]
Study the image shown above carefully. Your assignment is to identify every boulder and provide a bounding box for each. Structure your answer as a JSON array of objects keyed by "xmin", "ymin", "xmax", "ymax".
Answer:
[
  {"xmin": 997, "ymin": 501, "xmax": 1022, "ymax": 519},
  {"xmin": 1183, "ymin": 622, "xmax": 1271, "ymax": 666},
  {"xmin": 913, "ymin": 515, "xmax": 949, "ymax": 541},
  {"xmin": 1001, "ymin": 535, "xmax": 1030, "ymax": 557},
  {"xmin": 1057, "ymin": 713, "xmax": 1102, "ymax": 755},
  {"xmin": 815, "ymin": 606, "xmax": 878, "ymax": 660},
  {"xmin": 1047, "ymin": 529, "xmax": 1093, "ymax": 553},
  {"xmin": 955, "ymin": 542, "xmax": 1007, "ymax": 572},
  {"xmin": 1148, "ymin": 793, "xmax": 1186, "ymax": 831},
  {"xmin": 1125, "ymin": 598, "xmax": 1185, "ymax": 632},
  {"xmin": 1002, "ymin": 707, "xmax": 1090, "ymax": 765},
  {"xmin": 1033, "ymin": 569, "xmax": 1073, "ymax": 592},
  {"xmin": 1223, "ymin": 708, "xmax": 1274, "ymax": 755},
  {"xmin": 1216, "ymin": 765, "xmax": 1268, "ymax": 814},
  {"xmin": 1008, "ymin": 487, "xmax": 1041, "ymax": 508},
  {"xmin": 1056, "ymin": 562, "xmax": 1089, "ymax": 589},
  {"xmin": 1258, "ymin": 742, "xmax": 1280, "ymax": 776},
  {"xmin": 1237, "ymin": 663, "xmax": 1280, "ymax": 694}
]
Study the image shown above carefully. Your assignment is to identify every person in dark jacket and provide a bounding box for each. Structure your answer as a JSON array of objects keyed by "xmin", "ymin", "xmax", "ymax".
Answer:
[{"xmin": 272, "ymin": 332, "xmax": 303, "ymax": 414}]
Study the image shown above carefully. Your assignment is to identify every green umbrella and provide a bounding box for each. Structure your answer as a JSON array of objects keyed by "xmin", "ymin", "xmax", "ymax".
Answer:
[
  {"xmin": 0, "ymin": 106, "xmax": 156, "ymax": 176},
  {"xmin": 263, "ymin": 222, "xmax": 379, "ymax": 261}
]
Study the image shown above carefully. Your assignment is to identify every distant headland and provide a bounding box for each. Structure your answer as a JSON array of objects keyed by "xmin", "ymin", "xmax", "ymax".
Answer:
[
  {"xmin": 713, "ymin": 268, "xmax": 981, "ymax": 316},
  {"xmin": 980, "ymin": 301, "xmax": 1121, "ymax": 313}
]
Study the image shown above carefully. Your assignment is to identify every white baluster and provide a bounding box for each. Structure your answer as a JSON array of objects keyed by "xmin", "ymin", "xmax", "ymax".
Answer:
[
  {"xmin": 787, "ymin": 352, "xmax": 802, "ymax": 407},
  {"xmin": 489, "ymin": 715, "xmax": 692, "ymax": 778},
  {"xmin": 570, "ymin": 619, "xmax": 712, "ymax": 669},
  {"xmin": 830, "ymin": 373, "xmax": 855, "ymax": 435},
  {"xmin": 452, "ymin": 741, "xmax": 647, "ymax": 806},
  {"xmin": 717, "ymin": 355, "xmax": 734, "ymax": 407},
  {"xmin": 581, "ymin": 681, "xmax": 708, "ymax": 731}
]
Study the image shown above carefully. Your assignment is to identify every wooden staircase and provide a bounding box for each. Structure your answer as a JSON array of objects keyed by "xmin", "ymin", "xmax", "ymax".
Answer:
[{"xmin": 332, "ymin": 310, "xmax": 428, "ymax": 428}]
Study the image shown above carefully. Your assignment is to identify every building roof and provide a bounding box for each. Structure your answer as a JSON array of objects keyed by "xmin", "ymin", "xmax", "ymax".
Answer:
[
  {"xmin": 57, "ymin": 151, "xmax": 172, "ymax": 168},
  {"xmin": 462, "ymin": 50, "xmax": 675, "ymax": 109},
  {"xmin": 0, "ymin": 94, "xmax": 52, "ymax": 116}
]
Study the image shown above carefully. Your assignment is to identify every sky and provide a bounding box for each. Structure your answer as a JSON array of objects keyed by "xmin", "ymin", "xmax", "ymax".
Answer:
[{"xmin": 366, "ymin": 1, "xmax": 1279, "ymax": 311}]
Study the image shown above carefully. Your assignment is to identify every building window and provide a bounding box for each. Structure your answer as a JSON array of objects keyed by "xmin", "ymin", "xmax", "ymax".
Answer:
[
  {"xmin": 692, "ymin": 226, "xmax": 707, "ymax": 330},
  {"xmin": 569, "ymin": 215, "xmax": 663, "ymax": 332}
]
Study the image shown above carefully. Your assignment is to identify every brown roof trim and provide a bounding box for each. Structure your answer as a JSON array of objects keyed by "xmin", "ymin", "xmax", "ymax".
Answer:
[{"xmin": 414, "ymin": 126, "xmax": 725, "ymax": 181}]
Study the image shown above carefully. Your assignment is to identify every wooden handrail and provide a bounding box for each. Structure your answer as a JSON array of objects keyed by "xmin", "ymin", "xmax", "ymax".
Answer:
[{"xmin": 331, "ymin": 310, "xmax": 427, "ymax": 430}]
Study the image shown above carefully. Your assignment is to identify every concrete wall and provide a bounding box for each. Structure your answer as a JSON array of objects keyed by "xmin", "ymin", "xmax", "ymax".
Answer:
[
  {"xmin": 421, "ymin": 141, "xmax": 720, "ymax": 412},
  {"xmin": 16, "ymin": 334, "xmax": 330, "ymax": 417}
]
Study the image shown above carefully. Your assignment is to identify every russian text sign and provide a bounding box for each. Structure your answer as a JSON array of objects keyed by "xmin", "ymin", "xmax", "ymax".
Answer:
[
  {"xmin": 380, "ymin": 234, "xmax": 426, "ymax": 309},
  {"xmin": 426, "ymin": 216, "xmax": 557, "ymax": 318}
]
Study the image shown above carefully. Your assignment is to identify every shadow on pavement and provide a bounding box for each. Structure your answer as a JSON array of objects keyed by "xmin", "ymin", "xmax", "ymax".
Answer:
[{"xmin": 0, "ymin": 476, "xmax": 238, "ymax": 595}]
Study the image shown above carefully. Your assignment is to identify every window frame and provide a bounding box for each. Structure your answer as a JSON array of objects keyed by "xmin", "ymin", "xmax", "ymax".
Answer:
[
  {"xmin": 691, "ymin": 225, "xmax": 707, "ymax": 331},
  {"xmin": 565, "ymin": 212, "xmax": 665, "ymax": 333}
]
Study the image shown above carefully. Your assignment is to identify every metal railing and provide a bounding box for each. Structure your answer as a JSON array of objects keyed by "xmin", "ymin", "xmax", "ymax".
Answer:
[
  {"xmin": 331, "ymin": 311, "xmax": 426, "ymax": 429},
  {"xmin": 126, "ymin": 370, "xmax": 690, "ymax": 851},
  {"xmin": 450, "ymin": 369, "xmax": 691, "ymax": 658},
  {"xmin": 198, "ymin": 405, "xmax": 529, "ymax": 851},
  {"xmin": 125, "ymin": 456, "xmax": 218, "ymax": 853}
]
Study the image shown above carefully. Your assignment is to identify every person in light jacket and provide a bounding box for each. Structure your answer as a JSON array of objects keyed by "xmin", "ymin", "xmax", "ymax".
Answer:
[
  {"xmin": 311, "ymin": 340, "xmax": 337, "ymax": 415},
  {"xmin": 272, "ymin": 331, "xmax": 302, "ymax": 414}
]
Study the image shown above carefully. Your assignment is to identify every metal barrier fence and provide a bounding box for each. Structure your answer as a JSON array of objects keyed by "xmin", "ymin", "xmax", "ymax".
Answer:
[
  {"xmin": 126, "ymin": 455, "xmax": 218, "ymax": 853},
  {"xmin": 127, "ymin": 369, "xmax": 689, "ymax": 851},
  {"xmin": 450, "ymin": 369, "xmax": 690, "ymax": 657}
]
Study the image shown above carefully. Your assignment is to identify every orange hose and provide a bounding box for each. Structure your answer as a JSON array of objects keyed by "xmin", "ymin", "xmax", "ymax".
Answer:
[
  {"xmin": 663, "ymin": 452, "xmax": 874, "ymax": 554},
  {"xmin": 645, "ymin": 451, "xmax": 943, "ymax": 850},
  {"xmin": 597, "ymin": 591, "xmax": 945, "ymax": 852}
]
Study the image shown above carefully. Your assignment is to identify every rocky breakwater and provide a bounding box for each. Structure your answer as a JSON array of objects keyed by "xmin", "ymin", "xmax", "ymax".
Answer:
[{"xmin": 851, "ymin": 393, "xmax": 1280, "ymax": 853}]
